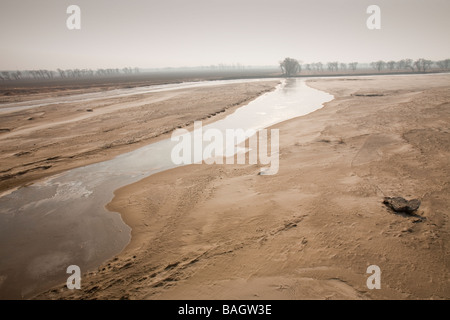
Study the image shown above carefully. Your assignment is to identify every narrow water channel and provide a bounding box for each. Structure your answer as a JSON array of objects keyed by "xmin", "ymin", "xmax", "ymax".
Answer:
[{"xmin": 0, "ymin": 78, "xmax": 333, "ymax": 298}]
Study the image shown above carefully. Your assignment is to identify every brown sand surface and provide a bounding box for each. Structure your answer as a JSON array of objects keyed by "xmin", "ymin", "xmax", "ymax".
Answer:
[
  {"xmin": 38, "ymin": 74, "xmax": 450, "ymax": 299},
  {"xmin": 0, "ymin": 81, "xmax": 278, "ymax": 193}
]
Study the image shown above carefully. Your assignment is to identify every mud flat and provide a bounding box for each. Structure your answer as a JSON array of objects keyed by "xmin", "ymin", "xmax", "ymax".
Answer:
[{"xmin": 0, "ymin": 80, "xmax": 279, "ymax": 193}]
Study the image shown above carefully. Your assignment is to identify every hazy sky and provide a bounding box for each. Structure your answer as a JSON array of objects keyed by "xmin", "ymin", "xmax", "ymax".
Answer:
[{"xmin": 1, "ymin": 0, "xmax": 449, "ymax": 69}]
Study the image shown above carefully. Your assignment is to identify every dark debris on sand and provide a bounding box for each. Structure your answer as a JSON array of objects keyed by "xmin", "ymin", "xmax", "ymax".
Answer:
[{"xmin": 383, "ymin": 197, "xmax": 421, "ymax": 215}]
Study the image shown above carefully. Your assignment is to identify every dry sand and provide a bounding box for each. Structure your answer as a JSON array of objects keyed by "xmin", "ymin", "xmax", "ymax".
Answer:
[
  {"xmin": 38, "ymin": 74, "xmax": 450, "ymax": 299},
  {"xmin": 0, "ymin": 81, "xmax": 278, "ymax": 194}
]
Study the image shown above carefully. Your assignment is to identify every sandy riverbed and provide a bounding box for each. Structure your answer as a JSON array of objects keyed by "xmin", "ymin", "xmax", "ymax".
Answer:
[
  {"xmin": 38, "ymin": 74, "xmax": 450, "ymax": 299},
  {"xmin": 0, "ymin": 81, "xmax": 279, "ymax": 194}
]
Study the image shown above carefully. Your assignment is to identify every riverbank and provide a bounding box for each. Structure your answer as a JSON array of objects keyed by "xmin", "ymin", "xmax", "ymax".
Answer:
[
  {"xmin": 0, "ymin": 81, "xmax": 279, "ymax": 194},
  {"xmin": 38, "ymin": 74, "xmax": 450, "ymax": 299}
]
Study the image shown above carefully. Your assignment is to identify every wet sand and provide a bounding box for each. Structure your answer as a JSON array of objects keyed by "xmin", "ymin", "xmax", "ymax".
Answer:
[
  {"xmin": 39, "ymin": 74, "xmax": 450, "ymax": 299},
  {"xmin": 0, "ymin": 81, "xmax": 279, "ymax": 194}
]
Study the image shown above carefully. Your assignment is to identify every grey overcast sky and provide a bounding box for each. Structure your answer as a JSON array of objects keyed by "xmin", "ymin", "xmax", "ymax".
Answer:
[{"xmin": 0, "ymin": 0, "xmax": 449, "ymax": 70}]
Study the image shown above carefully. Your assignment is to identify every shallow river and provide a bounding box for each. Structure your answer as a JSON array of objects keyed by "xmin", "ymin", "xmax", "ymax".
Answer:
[{"xmin": 0, "ymin": 78, "xmax": 333, "ymax": 298}]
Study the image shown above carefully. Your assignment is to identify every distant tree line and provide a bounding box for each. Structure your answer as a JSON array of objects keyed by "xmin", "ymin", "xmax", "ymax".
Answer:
[
  {"xmin": 203, "ymin": 63, "xmax": 247, "ymax": 70},
  {"xmin": 0, "ymin": 67, "xmax": 140, "ymax": 81},
  {"xmin": 280, "ymin": 57, "xmax": 450, "ymax": 77},
  {"xmin": 369, "ymin": 58, "xmax": 450, "ymax": 73}
]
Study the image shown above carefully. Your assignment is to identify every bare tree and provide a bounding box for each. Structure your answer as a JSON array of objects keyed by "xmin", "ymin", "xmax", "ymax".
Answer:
[
  {"xmin": 280, "ymin": 57, "xmax": 301, "ymax": 77},
  {"xmin": 414, "ymin": 58, "xmax": 433, "ymax": 72},
  {"xmin": 349, "ymin": 62, "xmax": 358, "ymax": 72},
  {"xmin": 10, "ymin": 71, "xmax": 22, "ymax": 80},
  {"xmin": 395, "ymin": 59, "xmax": 414, "ymax": 71},
  {"xmin": 333, "ymin": 62, "xmax": 339, "ymax": 71},
  {"xmin": 57, "ymin": 69, "xmax": 66, "ymax": 78},
  {"xmin": 123, "ymin": 67, "xmax": 135, "ymax": 74},
  {"xmin": 396, "ymin": 60, "xmax": 406, "ymax": 70},
  {"xmin": 436, "ymin": 59, "xmax": 450, "ymax": 70},
  {"xmin": 371, "ymin": 60, "xmax": 386, "ymax": 72},
  {"xmin": 404, "ymin": 59, "xmax": 414, "ymax": 71},
  {"xmin": 339, "ymin": 63, "xmax": 347, "ymax": 71},
  {"xmin": 444, "ymin": 59, "xmax": 450, "ymax": 70},
  {"xmin": 314, "ymin": 62, "xmax": 323, "ymax": 72},
  {"xmin": 386, "ymin": 61, "xmax": 396, "ymax": 71},
  {"xmin": 327, "ymin": 62, "xmax": 338, "ymax": 72},
  {"xmin": 44, "ymin": 70, "xmax": 54, "ymax": 79},
  {"xmin": 327, "ymin": 62, "xmax": 333, "ymax": 72},
  {"xmin": 1, "ymin": 71, "xmax": 11, "ymax": 80},
  {"xmin": 413, "ymin": 60, "xmax": 420, "ymax": 72}
]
